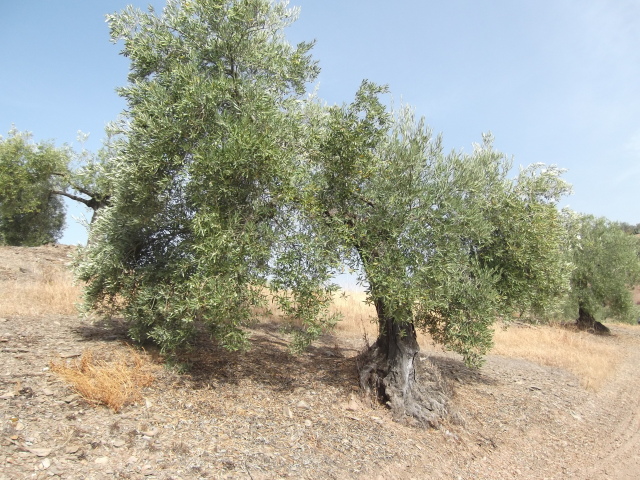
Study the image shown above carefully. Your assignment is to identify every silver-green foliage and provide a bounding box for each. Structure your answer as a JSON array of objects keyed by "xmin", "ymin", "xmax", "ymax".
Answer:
[
  {"xmin": 562, "ymin": 211, "xmax": 640, "ymax": 323},
  {"xmin": 77, "ymin": 0, "xmax": 337, "ymax": 353},
  {"xmin": 0, "ymin": 128, "xmax": 68, "ymax": 246},
  {"xmin": 307, "ymin": 82, "xmax": 571, "ymax": 366}
]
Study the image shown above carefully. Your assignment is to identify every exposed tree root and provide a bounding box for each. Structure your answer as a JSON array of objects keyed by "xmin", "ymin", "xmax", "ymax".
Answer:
[{"xmin": 357, "ymin": 341, "xmax": 451, "ymax": 428}]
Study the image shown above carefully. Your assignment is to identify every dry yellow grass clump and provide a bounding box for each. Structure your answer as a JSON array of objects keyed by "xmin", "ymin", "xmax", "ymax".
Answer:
[
  {"xmin": 0, "ymin": 264, "xmax": 82, "ymax": 317},
  {"xmin": 50, "ymin": 348, "xmax": 157, "ymax": 412},
  {"xmin": 491, "ymin": 323, "xmax": 620, "ymax": 390}
]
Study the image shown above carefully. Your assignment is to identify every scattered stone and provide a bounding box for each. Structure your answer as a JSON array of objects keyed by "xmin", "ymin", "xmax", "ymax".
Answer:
[
  {"xmin": 41, "ymin": 458, "xmax": 51, "ymax": 469},
  {"xmin": 94, "ymin": 456, "xmax": 109, "ymax": 464},
  {"xmin": 140, "ymin": 427, "xmax": 159, "ymax": 437},
  {"xmin": 64, "ymin": 445, "xmax": 80, "ymax": 454},
  {"xmin": 42, "ymin": 388, "xmax": 54, "ymax": 396},
  {"xmin": 28, "ymin": 448, "xmax": 52, "ymax": 457},
  {"xmin": 59, "ymin": 352, "xmax": 81, "ymax": 359},
  {"xmin": 296, "ymin": 400, "xmax": 310, "ymax": 410},
  {"xmin": 283, "ymin": 406, "xmax": 293, "ymax": 418},
  {"xmin": 62, "ymin": 394, "xmax": 79, "ymax": 403},
  {"xmin": 112, "ymin": 439, "xmax": 126, "ymax": 448},
  {"xmin": 141, "ymin": 465, "xmax": 156, "ymax": 476}
]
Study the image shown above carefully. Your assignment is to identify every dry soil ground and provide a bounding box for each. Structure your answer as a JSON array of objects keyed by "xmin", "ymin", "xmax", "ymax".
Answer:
[{"xmin": 1, "ymin": 245, "xmax": 639, "ymax": 479}]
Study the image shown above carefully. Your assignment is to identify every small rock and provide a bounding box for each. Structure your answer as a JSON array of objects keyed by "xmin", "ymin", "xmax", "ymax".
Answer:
[
  {"xmin": 140, "ymin": 427, "xmax": 159, "ymax": 437},
  {"xmin": 296, "ymin": 400, "xmax": 310, "ymax": 410},
  {"xmin": 41, "ymin": 458, "xmax": 51, "ymax": 469},
  {"xmin": 62, "ymin": 394, "xmax": 79, "ymax": 403},
  {"xmin": 59, "ymin": 352, "xmax": 81, "ymax": 359},
  {"xmin": 64, "ymin": 445, "xmax": 80, "ymax": 454},
  {"xmin": 112, "ymin": 439, "xmax": 126, "ymax": 448},
  {"xmin": 42, "ymin": 388, "xmax": 54, "ymax": 396},
  {"xmin": 94, "ymin": 456, "xmax": 109, "ymax": 464},
  {"xmin": 343, "ymin": 393, "xmax": 361, "ymax": 412},
  {"xmin": 47, "ymin": 466, "xmax": 61, "ymax": 475},
  {"xmin": 29, "ymin": 448, "xmax": 52, "ymax": 457},
  {"xmin": 141, "ymin": 465, "xmax": 155, "ymax": 476},
  {"xmin": 14, "ymin": 422, "xmax": 25, "ymax": 431},
  {"xmin": 283, "ymin": 406, "xmax": 293, "ymax": 418},
  {"xmin": 304, "ymin": 419, "xmax": 312, "ymax": 427}
]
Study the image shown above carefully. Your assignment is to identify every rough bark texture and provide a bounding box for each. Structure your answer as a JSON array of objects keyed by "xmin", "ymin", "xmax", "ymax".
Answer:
[
  {"xmin": 576, "ymin": 306, "xmax": 611, "ymax": 335},
  {"xmin": 357, "ymin": 299, "xmax": 450, "ymax": 427}
]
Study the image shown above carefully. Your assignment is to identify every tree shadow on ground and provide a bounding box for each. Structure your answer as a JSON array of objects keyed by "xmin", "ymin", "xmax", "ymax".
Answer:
[
  {"xmin": 71, "ymin": 317, "xmax": 493, "ymax": 401},
  {"xmin": 71, "ymin": 316, "xmax": 130, "ymax": 342},
  {"xmin": 426, "ymin": 355, "xmax": 498, "ymax": 387}
]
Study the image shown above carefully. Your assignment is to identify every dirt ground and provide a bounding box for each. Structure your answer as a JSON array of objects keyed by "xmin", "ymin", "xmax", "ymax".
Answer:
[{"xmin": 1, "ymin": 245, "xmax": 639, "ymax": 479}]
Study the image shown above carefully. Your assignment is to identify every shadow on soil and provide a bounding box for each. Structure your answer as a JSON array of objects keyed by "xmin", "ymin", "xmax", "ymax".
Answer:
[{"xmin": 71, "ymin": 317, "xmax": 495, "ymax": 400}]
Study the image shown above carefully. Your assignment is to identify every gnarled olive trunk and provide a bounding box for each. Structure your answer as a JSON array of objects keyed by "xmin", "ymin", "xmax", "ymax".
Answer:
[
  {"xmin": 576, "ymin": 305, "xmax": 610, "ymax": 335},
  {"xmin": 358, "ymin": 298, "xmax": 450, "ymax": 427}
]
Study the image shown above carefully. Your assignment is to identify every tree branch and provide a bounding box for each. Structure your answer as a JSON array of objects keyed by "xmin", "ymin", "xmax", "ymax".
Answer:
[{"xmin": 50, "ymin": 190, "xmax": 100, "ymax": 210}]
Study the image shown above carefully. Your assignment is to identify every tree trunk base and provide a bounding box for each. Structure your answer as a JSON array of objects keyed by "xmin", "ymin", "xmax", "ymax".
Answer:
[
  {"xmin": 357, "ymin": 342, "xmax": 451, "ymax": 428},
  {"xmin": 576, "ymin": 309, "xmax": 611, "ymax": 335}
]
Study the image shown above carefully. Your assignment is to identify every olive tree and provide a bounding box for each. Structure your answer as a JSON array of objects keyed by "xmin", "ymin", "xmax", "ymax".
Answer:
[
  {"xmin": 304, "ymin": 83, "xmax": 571, "ymax": 424},
  {"xmin": 0, "ymin": 128, "xmax": 67, "ymax": 245},
  {"xmin": 76, "ymin": 0, "xmax": 336, "ymax": 352},
  {"xmin": 0, "ymin": 126, "xmax": 115, "ymax": 246},
  {"xmin": 76, "ymin": 0, "xmax": 573, "ymax": 426},
  {"xmin": 562, "ymin": 212, "xmax": 640, "ymax": 333}
]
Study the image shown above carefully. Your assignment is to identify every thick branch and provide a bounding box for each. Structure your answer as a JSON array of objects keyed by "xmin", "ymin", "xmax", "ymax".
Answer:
[{"xmin": 50, "ymin": 190, "xmax": 103, "ymax": 211}]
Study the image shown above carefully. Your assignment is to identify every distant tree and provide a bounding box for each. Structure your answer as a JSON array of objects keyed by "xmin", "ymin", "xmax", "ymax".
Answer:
[
  {"xmin": 0, "ymin": 128, "xmax": 68, "ymax": 245},
  {"xmin": 617, "ymin": 221, "xmax": 640, "ymax": 235},
  {"xmin": 0, "ymin": 126, "xmax": 115, "ymax": 247},
  {"xmin": 305, "ymin": 83, "xmax": 571, "ymax": 424},
  {"xmin": 562, "ymin": 212, "xmax": 640, "ymax": 333}
]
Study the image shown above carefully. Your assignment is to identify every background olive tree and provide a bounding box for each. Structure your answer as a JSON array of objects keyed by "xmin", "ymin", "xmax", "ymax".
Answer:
[
  {"xmin": 0, "ymin": 127, "xmax": 114, "ymax": 246},
  {"xmin": 0, "ymin": 128, "xmax": 67, "ymax": 246},
  {"xmin": 561, "ymin": 212, "xmax": 640, "ymax": 333}
]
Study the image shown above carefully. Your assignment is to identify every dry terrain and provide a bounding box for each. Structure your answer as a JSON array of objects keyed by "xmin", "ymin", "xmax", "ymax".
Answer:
[{"xmin": 1, "ymin": 245, "xmax": 639, "ymax": 479}]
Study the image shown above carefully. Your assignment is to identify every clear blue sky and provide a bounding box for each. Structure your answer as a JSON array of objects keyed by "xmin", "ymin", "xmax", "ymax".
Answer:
[{"xmin": 2, "ymin": 1, "xmax": 639, "ymax": 247}]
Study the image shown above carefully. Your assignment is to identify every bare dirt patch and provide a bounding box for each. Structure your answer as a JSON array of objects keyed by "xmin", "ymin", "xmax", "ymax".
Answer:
[{"xmin": 1, "ymin": 245, "xmax": 639, "ymax": 479}]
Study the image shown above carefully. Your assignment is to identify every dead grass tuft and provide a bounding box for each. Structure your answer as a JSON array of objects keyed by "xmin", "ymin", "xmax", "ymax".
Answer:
[
  {"xmin": 492, "ymin": 323, "xmax": 620, "ymax": 390},
  {"xmin": 50, "ymin": 348, "xmax": 157, "ymax": 412}
]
